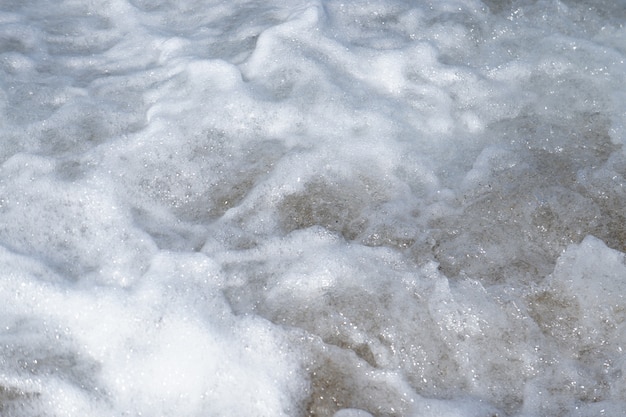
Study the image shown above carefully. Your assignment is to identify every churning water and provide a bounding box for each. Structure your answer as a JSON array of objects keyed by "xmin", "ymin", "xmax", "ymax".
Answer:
[{"xmin": 0, "ymin": 0, "xmax": 625, "ymax": 416}]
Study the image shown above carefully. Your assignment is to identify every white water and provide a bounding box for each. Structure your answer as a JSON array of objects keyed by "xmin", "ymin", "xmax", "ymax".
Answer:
[{"xmin": 1, "ymin": 0, "xmax": 625, "ymax": 416}]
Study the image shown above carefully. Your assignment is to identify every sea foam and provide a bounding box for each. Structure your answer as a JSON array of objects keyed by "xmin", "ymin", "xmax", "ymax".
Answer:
[{"xmin": 0, "ymin": 0, "xmax": 625, "ymax": 416}]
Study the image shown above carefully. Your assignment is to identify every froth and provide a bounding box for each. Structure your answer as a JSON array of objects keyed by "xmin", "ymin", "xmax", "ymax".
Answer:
[{"xmin": 1, "ymin": 0, "xmax": 625, "ymax": 416}]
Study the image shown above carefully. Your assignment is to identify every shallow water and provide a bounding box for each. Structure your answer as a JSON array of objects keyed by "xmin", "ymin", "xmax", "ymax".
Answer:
[{"xmin": 0, "ymin": 0, "xmax": 625, "ymax": 416}]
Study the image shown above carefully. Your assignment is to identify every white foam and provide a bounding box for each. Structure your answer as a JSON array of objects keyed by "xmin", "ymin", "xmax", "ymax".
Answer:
[
  {"xmin": 1, "ymin": 0, "xmax": 625, "ymax": 416},
  {"xmin": 333, "ymin": 409, "xmax": 374, "ymax": 417}
]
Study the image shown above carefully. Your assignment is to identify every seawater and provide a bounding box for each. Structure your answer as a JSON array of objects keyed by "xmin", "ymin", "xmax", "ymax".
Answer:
[{"xmin": 0, "ymin": 0, "xmax": 625, "ymax": 416}]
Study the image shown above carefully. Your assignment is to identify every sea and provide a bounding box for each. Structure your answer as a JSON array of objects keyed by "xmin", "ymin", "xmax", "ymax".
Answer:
[{"xmin": 0, "ymin": 0, "xmax": 625, "ymax": 416}]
